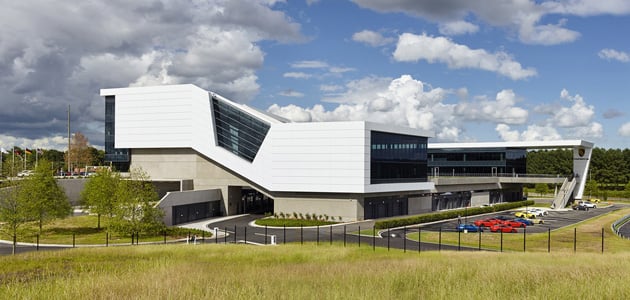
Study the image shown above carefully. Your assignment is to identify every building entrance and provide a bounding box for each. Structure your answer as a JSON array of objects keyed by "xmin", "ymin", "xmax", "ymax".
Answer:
[
  {"xmin": 238, "ymin": 189, "xmax": 273, "ymax": 214},
  {"xmin": 364, "ymin": 196, "xmax": 408, "ymax": 219}
]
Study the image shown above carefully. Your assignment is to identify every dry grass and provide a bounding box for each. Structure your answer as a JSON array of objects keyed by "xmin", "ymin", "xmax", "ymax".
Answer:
[{"xmin": 1, "ymin": 243, "xmax": 630, "ymax": 299}]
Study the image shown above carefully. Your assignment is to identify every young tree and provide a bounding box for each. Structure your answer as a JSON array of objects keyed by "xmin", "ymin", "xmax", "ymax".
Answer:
[
  {"xmin": 81, "ymin": 167, "xmax": 120, "ymax": 229},
  {"xmin": 534, "ymin": 183, "xmax": 549, "ymax": 197},
  {"xmin": 18, "ymin": 160, "xmax": 72, "ymax": 233},
  {"xmin": 111, "ymin": 168, "xmax": 164, "ymax": 236},
  {"xmin": 0, "ymin": 180, "xmax": 33, "ymax": 255},
  {"xmin": 65, "ymin": 132, "xmax": 94, "ymax": 173}
]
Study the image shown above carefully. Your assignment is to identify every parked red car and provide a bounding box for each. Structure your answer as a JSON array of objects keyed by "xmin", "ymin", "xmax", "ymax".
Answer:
[
  {"xmin": 473, "ymin": 218, "xmax": 503, "ymax": 227},
  {"xmin": 490, "ymin": 224, "xmax": 518, "ymax": 233},
  {"xmin": 501, "ymin": 220, "xmax": 527, "ymax": 228}
]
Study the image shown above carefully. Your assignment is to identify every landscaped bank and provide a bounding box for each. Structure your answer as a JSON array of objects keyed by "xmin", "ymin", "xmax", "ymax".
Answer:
[{"xmin": 1, "ymin": 244, "xmax": 629, "ymax": 299}]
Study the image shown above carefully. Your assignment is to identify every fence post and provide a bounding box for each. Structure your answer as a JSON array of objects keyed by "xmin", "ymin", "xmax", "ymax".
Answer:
[
  {"xmin": 548, "ymin": 228, "xmax": 551, "ymax": 253},
  {"xmin": 403, "ymin": 226, "xmax": 407, "ymax": 253},
  {"xmin": 283, "ymin": 224, "xmax": 286, "ymax": 244},
  {"xmin": 602, "ymin": 227, "xmax": 604, "ymax": 253},
  {"xmin": 163, "ymin": 231, "xmax": 166, "ymax": 244},
  {"xmin": 438, "ymin": 227, "xmax": 442, "ymax": 251},
  {"xmin": 265, "ymin": 225, "xmax": 268, "ymax": 245},
  {"xmin": 73, "ymin": 233, "xmax": 76, "ymax": 248},
  {"xmin": 372, "ymin": 227, "xmax": 375, "ymax": 252},
  {"xmin": 106, "ymin": 232, "xmax": 109, "ymax": 247},
  {"xmin": 343, "ymin": 225, "xmax": 346, "ymax": 247},
  {"xmin": 358, "ymin": 226, "xmax": 360, "ymax": 248},
  {"xmin": 329, "ymin": 226, "xmax": 332, "ymax": 245},
  {"xmin": 418, "ymin": 227, "xmax": 421, "ymax": 253},
  {"xmin": 244, "ymin": 227, "xmax": 247, "ymax": 244},
  {"xmin": 233, "ymin": 226, "xmax": 237, "ymax": 243},
  {"xmin": 36, "ymin": 234, "xmax": 39, "ymax": 251},
  {"xmin": 215, "ymin": 228, "xmax": 218, "ymax": 244},
  {"xmin": 573, "ymin": 227, "xmax": 577, "ymax": 253},
  {"xmin": 500, "ymin": 231, "xmax": 503, "ymax": 252},
  {"xmin": 523, "ymin": 227, "xmax": 526, "ymax": 252},
  {"xmin": 478, "ymin": 229, "xmax": 481, "ymax": 251},
  {"xmin": 387, "ymin": 228, "xmax": 390, "ymax": 251},
  {"xmin": 458, "ymin": 229, "xmax": 461, "ymax": 251},
  {"xmin": 300, "ymin": 225, "xmax": 303, "ymax": 245},
  {"xmin": 224, "ymin": 227, "xmax": 227, "ymax": 244},
  {"xmin": 316, "ymin": 225, "xmax": 319, "ymax": 245}
]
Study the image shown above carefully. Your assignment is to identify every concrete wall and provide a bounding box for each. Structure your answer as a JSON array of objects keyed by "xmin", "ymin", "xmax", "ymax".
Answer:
[
  {"xmin": 58, "ymin": 178, "xmax": 88, "ymax": 206},
  {"xmin": 471, "ymin": 191, "xmax": 490, "ymax": 206},
  {"xmin": 274, "ymin": 195, "xmax": 361, "ymax": 222},
  {"xmin": 157, "ymin": 189, "xmax": 222, "ymax": 226},
  {"xmin": 408, "ymin": 195, "xmax": 432, "ymax": 215}
]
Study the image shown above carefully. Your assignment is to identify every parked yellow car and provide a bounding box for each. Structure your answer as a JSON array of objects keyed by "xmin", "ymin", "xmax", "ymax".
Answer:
[
  {"xmin": 514, "ymin": 211, "xmax": 536, "ymax": 219},
  {"xmin": 589, "ymin": 198, "xmax": 601, "ymax": 203}
]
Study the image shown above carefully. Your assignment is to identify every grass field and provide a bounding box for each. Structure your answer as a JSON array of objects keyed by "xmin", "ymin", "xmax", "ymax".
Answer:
[{"xmin": 1, "ymin": 243, "xmax": 630, "ymax": 299}]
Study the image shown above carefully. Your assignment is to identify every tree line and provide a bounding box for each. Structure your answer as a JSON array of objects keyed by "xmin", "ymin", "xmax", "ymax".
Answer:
[
  {"xmin": 0, "ymin": 132, "xmax": 105, "ymax": 177},
  {"xmin": 527, "ymin": 148, "xmax": 630, "ymax": 188}
]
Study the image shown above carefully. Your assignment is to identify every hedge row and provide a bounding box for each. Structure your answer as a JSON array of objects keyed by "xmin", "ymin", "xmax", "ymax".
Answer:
[{"xmin": 374, "ymin": 200, "xmax": 535, "ymax": 229}]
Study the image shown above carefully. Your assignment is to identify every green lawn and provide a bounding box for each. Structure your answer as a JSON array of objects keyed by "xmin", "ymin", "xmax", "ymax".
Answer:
[{"xmin": 2, "ymin": 215, "xmax": 203, "ymax": 245}]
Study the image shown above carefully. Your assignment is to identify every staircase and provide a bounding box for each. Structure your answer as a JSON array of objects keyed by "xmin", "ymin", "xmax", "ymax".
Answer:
[{"xmin": 551, "ymin": 178, "xmax": 577, "ymax": 209}]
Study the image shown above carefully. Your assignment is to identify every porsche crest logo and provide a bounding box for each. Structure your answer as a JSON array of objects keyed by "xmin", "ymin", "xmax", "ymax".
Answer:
[{"xmin": 578, "ymin": 148, "xmax": 585, "ymax": 157}]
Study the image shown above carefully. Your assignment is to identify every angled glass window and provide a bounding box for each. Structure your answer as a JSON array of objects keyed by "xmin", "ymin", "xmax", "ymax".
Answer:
[{"xmin": 212, "ymin": 97, "xmax": 270, "ymax": 162}]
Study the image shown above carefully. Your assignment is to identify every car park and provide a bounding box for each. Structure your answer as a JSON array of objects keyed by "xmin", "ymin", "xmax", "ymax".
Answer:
[
  {"xmin": 514, "ymin": 218, "xmax": 544, "ymax": 225},
  {"xmin": 473, "ymin": 218, "xmax": 503, "ymax": 227},
  {"xmin": 456, "ymin": 224, "xmax": 483, "ymax": 232},
  {"xmin": 490, "ymin": 224, "xmax": 517, "ymax": 233}
]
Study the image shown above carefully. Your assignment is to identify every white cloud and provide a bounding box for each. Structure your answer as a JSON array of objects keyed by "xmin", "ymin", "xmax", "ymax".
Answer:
[
  {"xmin": 278, "ymin": 89, "xmax": 304, "ymax": 97},
  {"xmin": 496, "ymin": 123, "xmax": 562, "ymax": 142},
  {"xmin": 351, "ymin": 0, "xmax": 609, "ymax": 45},
  {"xmin": 290, "ymin": 60, "xmax": 329, "ymax": 69},
  {"xmin": 438, "ymin": 21, "xmax": 479, "ymax": 35},
  {"xmin": 618, "ymin": 122, "xmax": 630, "ymax": 137},
  {"xmin": 455, "ymin": 89, "xmax": 528, "ymax": 124},
  {"xmin": 320, "ymin": 84, "xmax": 343, "ymax": 92},
  {"xmin": 598, "ymin": 48, "xmax": 630, "ymax": 63},
  {"xmin": 573, "ymin": 122, "xmax": 604, "ymax": 139},
  {"xmin": 393, "ymin": 33, "xmax": 537, "ymax": 80},
  {"xmin": 352, "ymin": 30, "xmax": 395, "ymax": 46},
  {"xmin": 551, "ymin": 89, "xmax": 595, "ymax": 127},
  {"xmin": 284, "ymin": 72, "xmax": 312, "ymax": 79}
]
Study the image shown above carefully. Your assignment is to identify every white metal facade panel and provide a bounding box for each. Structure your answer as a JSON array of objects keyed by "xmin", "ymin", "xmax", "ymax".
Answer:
[{"xmin": 101, "ymin": 85, "xmax": 436, "ymax": 194}]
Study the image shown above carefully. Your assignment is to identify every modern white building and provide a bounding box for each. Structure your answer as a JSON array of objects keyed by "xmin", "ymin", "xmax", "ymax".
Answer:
[
  {"xmin": 100, "ymin": 84, "xmax": 593, "ymax": 225},
  {"xmin": 100, "ymin": 84, "xmax": 435, "ymax": 224}
]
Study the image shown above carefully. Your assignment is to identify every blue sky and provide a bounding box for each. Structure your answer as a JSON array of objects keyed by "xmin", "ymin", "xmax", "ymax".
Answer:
[{"xmin": 0, "ymin": 0, "xmax": 629, "ymax": 150}]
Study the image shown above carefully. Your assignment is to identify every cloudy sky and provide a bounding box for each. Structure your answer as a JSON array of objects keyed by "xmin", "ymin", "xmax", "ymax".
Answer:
[{"xmin": 1, "ymin": 0, "xmax": 629, "ymax": 151}]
